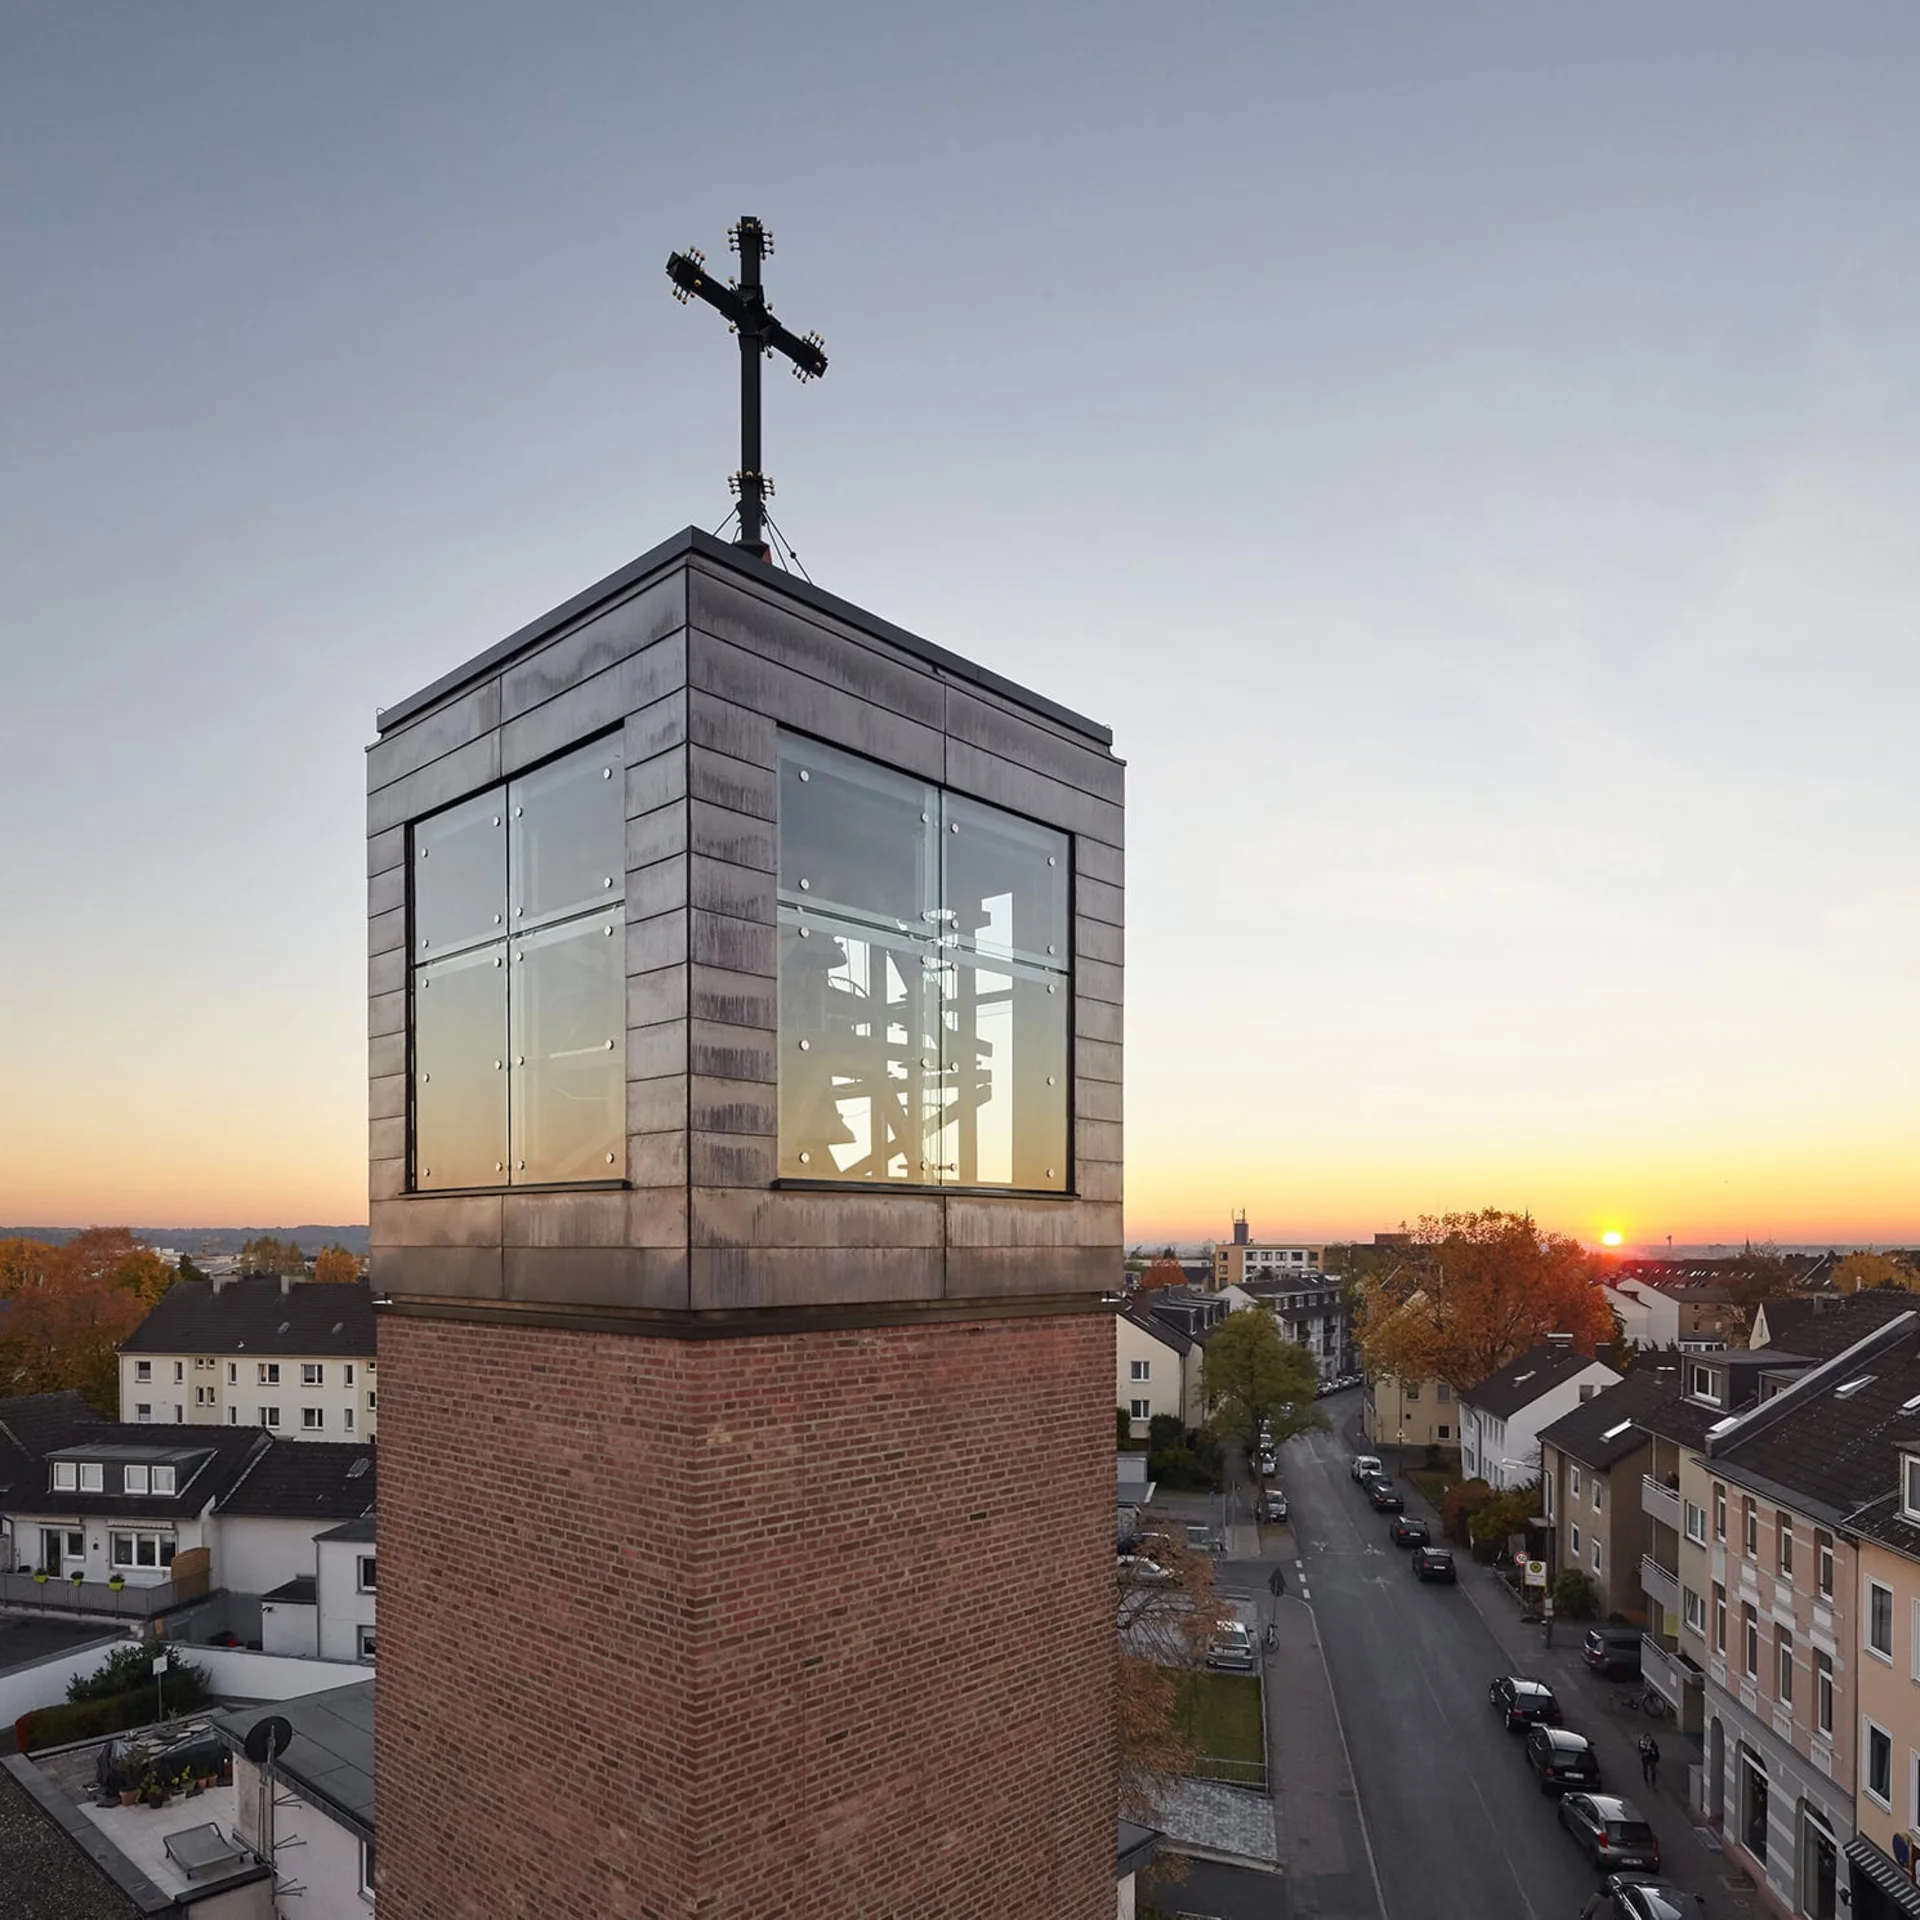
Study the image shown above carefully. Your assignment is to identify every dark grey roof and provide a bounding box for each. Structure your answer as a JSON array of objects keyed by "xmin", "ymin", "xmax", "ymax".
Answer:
[
  {"xmin": 1712, "ymin": 1312, "xmax": 1920, "ymax": 1522},
  {"xmin": 217, "ymin": 1440, "xmax": 376, "ymax": 1520},
  {"xmin": 2, "ymin": 1420, "xmax": 267, "ymax": 1520},
  {"xmin": 316, "ymin": 1513, "xmax": 377, "ymax": 1545},
  {"xmin": 1119, "ymin": 1298, "xmax": 1190, "ymax": 1356},
  {"xmin": 1536, "ymin": 1366, "xmax": 1685, "ymax": 1470},
  {"xmin": 378, "ymin": 526, "xmax": 1113, "ymax": 746},
  {"xmin": 1117, "ymin": 1820, "xmax": 1160, "ymax": 1879},
  {"xmin": 213, "ymin": 1680, "xmax": 374, "ymax": 1842},
  {"xmin": 1753, "ymin": 1291, "xmax": 1915, "ymax": 1360},
  {"xmin": 263, "ymin": 1575, "xmax": 317, "ymax": 1605},
  {"xmin": 0, "ymin": 1393, "xmax": 105, "ymax": 1455},
  {"xmin": 119, "ymin": 1278, "xmax": 375, "ymax": 1357},
  {"xmin": 1462, "ymin": 1343, "xmax": 1611, "ymax": 1421},
  {"xmin": 0, "ymin": 1763, "xmax": 140, "ymax": 1920}
]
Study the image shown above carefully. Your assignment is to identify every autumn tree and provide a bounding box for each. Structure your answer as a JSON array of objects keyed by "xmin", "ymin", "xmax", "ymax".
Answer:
[
  {"xmin": 1137, "ymin": 1250, "xmax": 1186, "ymax": 1293},
  {"xmin": 1201, "ymin": 1310, "xmax": 1326, "ymax": 1458},
  {"xmin": 312, "ymin": 1245, "xmax": 363, "ymax": 1285},
  {"xmin": 1118, "ymin": 1527, "xmax": 1229, "ymax": 1813},
  {"xmin": 1834, "ymin": 1252, "xmax": 1920, "ymax": 1295},
  {"xmin": 239, "ymin": 1236, "xmax": 307, "ymax": 1278},
  {"xmin": 0, "ymin": 1272, "xmax": 145, "ymax": 1412},
  {"xmin": 1353, "ymin": 1209, "xmax": 1611, "ymax": 1393},
  {"xmin": 0, "ymin": 1237, "xmax": 55, "ymax": 1298}
]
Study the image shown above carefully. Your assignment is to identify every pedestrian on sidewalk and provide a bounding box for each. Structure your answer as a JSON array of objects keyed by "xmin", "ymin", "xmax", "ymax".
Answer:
[{"xmin": 1638, "ymin": 1732, "xmax": 1660, "ymax": 1788}]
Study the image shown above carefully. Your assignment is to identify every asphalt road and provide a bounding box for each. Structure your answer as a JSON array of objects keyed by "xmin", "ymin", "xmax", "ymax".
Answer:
[{"xmin": 1287, "ymin": 1408, "xmax": 1623, "ymax": 1920}]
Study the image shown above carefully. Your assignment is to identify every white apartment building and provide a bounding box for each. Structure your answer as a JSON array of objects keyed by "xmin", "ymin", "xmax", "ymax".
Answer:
[
  {"xmin": 119, "ymin": 1277, "xmax": 377, "ymax": 1442},
  {"xmin": 1457, "ymin": 1339, "xmax": 1622, "ymax": 1491}
]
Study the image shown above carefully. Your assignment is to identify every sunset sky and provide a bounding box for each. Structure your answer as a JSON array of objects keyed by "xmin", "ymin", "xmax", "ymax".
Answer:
[{"xmin": 3, "ymin": 5, "xmax": 1916, "ymax": 1247}]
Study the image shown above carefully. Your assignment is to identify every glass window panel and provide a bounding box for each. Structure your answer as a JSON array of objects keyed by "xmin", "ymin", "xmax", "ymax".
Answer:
[
  {"xmin": 509, "ymin": 914, "xmax": 626, "ymax": 1183},
  {"xmin": 943, "ymin": 793, "xmax": 1069, "ymax": 971},
  {"xmin": 414, "ymin": 944, "xmax": 509, "ymax": 1188},
  {"xmin": 510, "ymin": 737, "xmax": 626, "ymax": 932},
  {"xmin": 779, "ymin": 736, "xmax": 937, "ymax": 934},
  {"xmin": 779, "ymin": 913, "xmax": 942, "ymax": 1181},
  {"xmin": 929, "ymin": 951, "xmax": 1069, "ymax": 1191},
  {"xmin": 414, "ymin": 788, "xmax": 506, "ymax": 960}
]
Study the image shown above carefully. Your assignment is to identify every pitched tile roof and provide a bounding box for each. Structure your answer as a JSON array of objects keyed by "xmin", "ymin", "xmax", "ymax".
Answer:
[
  {"xmin": 1536, "ymin": 1365, "xmax": 1688, "ymax": 1469},
  {"xmin": 1461, "ymin": 1343, "xmax": 1613, "ymax": 1421},
  {"xmin": 1, "ymin": 1410, "xmax": 267, "ymax": 1520},
  {"xmin": 1119, "ymin": 1298, "xmax": 1190, "ymax": 1356},
  {"xmin": 216, "ymin": 1440, "xmax": 376, "ymax": 1520},
  {"xmin": 1710, "ymin": 1309, "xmax": 1920, "ymax": 1523},
  {"xmin": 1752, "ymin": 1291, "xmax": 1915, "ymax": 1360},
  {"xmin": 119, "ymin": 1278, "xmax": 375, "ymax": 1357}
]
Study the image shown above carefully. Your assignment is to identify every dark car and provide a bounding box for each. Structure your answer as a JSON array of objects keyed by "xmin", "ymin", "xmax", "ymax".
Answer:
[
  {"xmin": 1366, "ymin": 1478, "xmax": 1404, "ymax": 1512},
  {"xmin": 1557, "ymin": 1792, "xmax": 1661, "ymax": 1873},
  {"xmin": 1524, "ymin": 1724, "xmax": 1601, "ymax": 1793},
  {"xmin": 1583, "ymin": 1626, "xmax": 1645, "ymax": 1678},
  {"xmin": 1489, "ymin": 1675, "xmax": 1560, "ymax": 1732},
  {"xmin": 1388, "ymin": 1515, "xmax": 1429, "ymax": 1547},
  {"xmin": 1411, "ymin": 1545, "xmax": 1456, "ymax": 1583},
  {"xmin": 1586, "ymin": 1873, "xmax": 1705, "ymax": 1920}
]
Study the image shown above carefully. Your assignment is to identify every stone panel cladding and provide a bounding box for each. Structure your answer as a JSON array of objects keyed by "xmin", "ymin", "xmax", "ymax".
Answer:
[{"xmin": 376, "ymin": 1308, "xmax": 1116, "ymax": 1919}]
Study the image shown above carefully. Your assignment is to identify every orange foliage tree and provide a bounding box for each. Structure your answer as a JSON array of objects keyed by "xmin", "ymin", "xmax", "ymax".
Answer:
[
  {"xmin": 1354, "ymin": 1209, "xmax": 1612, "ymax": 1393},
  {"xmin": 1136, "ymin": 1250, "xmax": 1186, "ymax": 1293},
  {"xmin": 0, "ymin": 1228, "xmax": 177, "ymax": 1413},
  {"xmin": 312, "ymin": 1245, "xmax": 363, "ymax": 1285}
]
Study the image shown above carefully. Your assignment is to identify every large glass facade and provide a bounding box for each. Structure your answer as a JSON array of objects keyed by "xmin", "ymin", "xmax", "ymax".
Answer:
[
  {"xmin": 777, "ymin": 735, "xmax": 1070, "ymax": 1190},
  {"xmin": 409, "ymin": 736, "xmax": 625, "ymax": 1189}
]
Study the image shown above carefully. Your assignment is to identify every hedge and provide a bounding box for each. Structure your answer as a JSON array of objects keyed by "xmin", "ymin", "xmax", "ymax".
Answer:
[{"xmin": 16, "ymin": 1667, "xmax": 210, "ymax": 1754}]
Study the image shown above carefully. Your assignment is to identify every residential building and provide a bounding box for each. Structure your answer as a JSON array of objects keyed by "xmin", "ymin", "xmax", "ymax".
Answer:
[
  {"xmin": 117, "ymin": 1277, "xmax": 377, "ymax": 1440},
  {"xmin": 1604, "ymin": 1272, "xmax": 1751, "ymax": 1351},
  {"xmin": 1457, "ymin": 1340, "xmax": 1622, "ymax": 1491},
  {"xmin": 1116, "ymin": 1301, "xmax": 1192, "ymax": 1437},
  {"xmin": 216, "ymin": 1679, "xmax": 374, "ymax": 1920},
  {"xmin": 1536, "ymin": 1364, "xmax": 1682, "ymax": 1620},
  {"xmin": 1219, "ymin": 1273, "xmax": 1355, "ymax": 1382},
  {"xmin": 208, "ymin": 1439, "xmax": 378, "ymax": 1599},
  {"xmin": 1211, "ymin": 1214, "xmax": 1326, "ymax": 1291},
  {"xmin": 1752, "ymin": 1291, "xmax": 1916, "ymax": 1356},
  {"xmin": 1362, "ymin": 1376, "xmax": 1457, "ymax": 1454},
  {"xmin": 260, "ymin": 1514, "xmax": 377, "ymax": 1665},
  {"xmin": 1696, "ymin": 1305, "xmax": 1920, "ymax": 1917}
]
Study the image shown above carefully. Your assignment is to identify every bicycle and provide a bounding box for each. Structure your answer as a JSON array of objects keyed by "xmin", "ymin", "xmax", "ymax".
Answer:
[{"xmin": 1615, "ymin": 1685, "xmax": 1673, "ymax": 1720}]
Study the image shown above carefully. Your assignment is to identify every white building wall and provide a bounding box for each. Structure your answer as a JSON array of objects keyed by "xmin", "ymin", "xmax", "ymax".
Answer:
[
  {"xmin": 7, "ymin": 1509, "xmax": 211, "ymax": 1586},
  {"xmin": 1116, "ymin": 1319, "xmax": 1186, "ymax": 1435},
  {"xmin": 1462, "ymin": 1360, "xmax": 1622, "ymax": 1490},
  {"xmin": 262, "ymin": 1599, "xmax": 318, "ymax": 1657},
  {"xmin": 231, "ymin": 1757, "xmax": 371, "ymax": 1920},
  {"xmin": 121, "ymin": 1352, "xmax": 377, "ymax": 1441},
  {"xmin": 217, "ymin": 1516, "xmax": 341, "ymax": 1597},
  {"xmin": 316, "ymin": 1538, "xmax": 376, "ymax": 1664}
]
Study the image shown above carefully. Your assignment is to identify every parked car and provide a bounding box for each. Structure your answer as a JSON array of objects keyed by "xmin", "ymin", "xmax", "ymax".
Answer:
[
  {"xmin": 1411, "ymin": 1546, "xmax": 1456, "ymax": 1583},
  {"xmin": 1488, "ymin": 1676, "xmax": 1560, "ymax": 1732},
  {"xmin": 1583, "ymin": 1627, "xmax": 1645, "ymax": 1678},
  {"xmin": 1524, "ymin": 1725, "xmax": 1601, "ymax": 1794},
  {"xmin": 1262, "ymin": 1487, "xmax": 1289, "ymax": 1522},
  {"xmin": 1117, "ymin": 1555, "xmax": 1173, "ymax": 1584},
  {"xmin": 1205, "ymin": 1621, "xmax": 1256, "ymax": 1672},
  {"xmin": 1256, "ymin": 1451, "xmax": 1278, "ymax": 1478},
  {"xmin": 1556, "ymin": 1793, "xmax": 1661, "ymax": 1873},
  {"xmin": 1366, "ymin": 1478, "xmax": 1404, "ymax": 1512},
  {"xmin": 1186, "ymin": 1524, "xmax": 1224, "ymax": 1554},
  {"xmin": 1388, "ymin": 1515, "xmax": 1429, "ymax": 1548},
  {"xmin": 1583, "ymin": 1874, "xmax": 1705, "ymax": 1919},
  {"xmin": 1351, "ymin": 1454, "xmax": 1382, "ymax": 1482}
]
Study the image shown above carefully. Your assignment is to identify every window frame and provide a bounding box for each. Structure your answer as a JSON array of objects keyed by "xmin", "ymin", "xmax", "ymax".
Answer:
[
  {"xmin": 1816, "ymin": 1530, "xmax": 1834, "ymax": 1599},
  {"xmin": 1684, "ymin": 1499, "xmax": 1706, "ymax": 1545},
  {"xmin": 302, "ymin": 1407, "xmax": 326, "ymax": 1431},
  {"xmin": 1743, "ymin": 1496, "xmax": 1757, "ymax": 1556},
  {"xmin": 1816, "ymin": 1649, "xmax": 1834, "ymax": 1736},
  {"xmin": 1714, "ymin": 1485, "xmax": 1727, "ymax": 1539},
  {"xmin": 79, "ymin": 1462, "xmax": 102, "ymax": 1493},
  {"xmin": 1867, "ymin": 1720, "xmax": 1894, "ymax": 1810},
  {"xmin": 1683, "ymin": 1586, "xmax": 1706, "ymax": 1637},
  {"xmin": 1869, "ymin": 1579, "xmax": 1895, "ymax": 1661},
  {"xmin": 1776, "ymin": 1627, "xmax": 1793, "ymax": 1705},
  {"xmin": 1128, "ymin": 1396, "xmax": 1150, "ymax": 1421},
  {"xmin": 357, "ymin": 1554, "xmax": 377, "ymax": 1593},
  {"xmin": 123, "ymin": 1465, "xmax": 148, "ymax": 1495},
  {"xmin": 53, "ymin": 1461, "xmax": 77, "ymax": 1492},
  {"xmin": 1742, "ymin": 1602, "xmax": 1758, "ymax": 1679},
  {"xmin": 1129, "ymin": 1360, "xmax": 1150, "ymax": 1382},
  {"xmin": 1713, "ymin": 1583, "xmax": 1727, "ymax": 1653},
  {"xmin": 302, "ymin": 1363, "xmax": 324, "ymax": 1387},
  {"xmin": 1778, "ymin": 1520, "xmax": 1793, "ymax": 1577},
  {"xmin": 1905, "ymin": 1456, "xmax": 1920, "ymax": 1524}
]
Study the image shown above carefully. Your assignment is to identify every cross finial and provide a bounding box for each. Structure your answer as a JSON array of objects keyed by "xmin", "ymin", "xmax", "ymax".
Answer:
[{"xmin": 667, "ymin": 216, "xmax": 827, "ymax": 561}]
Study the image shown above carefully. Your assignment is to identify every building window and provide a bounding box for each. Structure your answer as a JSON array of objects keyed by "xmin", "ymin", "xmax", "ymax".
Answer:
[
  {"xmin": 367, "ymin": 1391, "xmax": 378, "ymax": 1412},
  {"xmin": 1816, "ymin": 1530, "xmax": 1834, "ymax": 1598},
  {"xmin": 1690, "ymin": 1364, "xmax": 1718, "ymax": 1403},
  {"xmin": 358, "ymin": 1627, "xmax": 377, "ymax": 1664},
  {"xmin": 302, "ymin": 1408, "xmax": 325, "ymax": 1431},
  {"xmin": 261, "ymin": 1407, "xmax": 281, "ymax": 1430},
  {"xmin": 1714, "ymin": 1485, "xmax": 1726, "ymax": 1539},
  {"xmin": 258, "ymin": 1363, "xmax": 280, "ymax": 1386},
  {"xmin": 1743, "ymin": 1497, "xmax": 1757, "ymax": 1556},
  {"xmin": 123, "ymin": 1465, "xmax": 149, "ymax": 1495},
  {"xmin": 152, "ymin": 1466, "xmax": 175, "ymax": 1495},
  {"xmin": 53, "ymin": 1461, "xmax": 76, "ymax": 1492},
  {"xmin": 358, "ymin": 1555, "xmax": 377, "ymax": 1592},
  {"xmin": 110, "ymin": 1533, "xmax": 177, "ymax": 1569},
  {"xmin": 1741, "ymin": 1751, "xmax": 1768, "ymax": 1860},
  {"xmin": 1436, "ymin": 1383, "xmax": 1451, "ymax": 1402},
  {"xmin": 135, "ymin": 1404, "xmax": 151, "ymax": 1423},
  {"xmin": 173, "ymin": 1407, "xmax": 183, "ymax": 1423},
  {"xmin": 172, "ymin": 1361, "xmax": 184, "ymax": 1383},
  {"xmin": 1571, "ymin": 1524, "xmax": 1582, "ymax": 1557},
  {"xmin": 79, "ymin": 1462, "xmax": 102, "ymax": 1492},
  {"xmin": 1906, "ymin": 1457, "xmax": 1920, "ymax": 1523},
  {"xmin": 1684, "ymin": 1500, "xmax": 1706, "ymax": 1545},
  {"xmin": 776, "ymin": 734, "xmax": 1071, "ymax": 1190},
  {"xmin": 343, "ymin": 1409, "xmax": 356, "ymax": 1433},
  {"xmin": 228, "ymin": 1407, "xmax": 238, "ymax": 1424},
  {"xmin": 1129, "ymin": 1360, "xmax": 1150, "ymax": 1382},
  {"xmin": 1742, "ymin": 1603, "xmax": 1758, "ymax": 1678},
  {"xmin": 1870, "ymin": 1580, "xmax": 1895, "ymax": 1660},
  {"xmin": 1776, "ymin": 1628, "xmax": 1793, "ymax": 1704},
  {"xmin": 1404, "ymin": 1382, "xmax": 1420, "ymax": 1401},
  {"xmin": 1591, "ymin": 1539, "xmax": 1602, "ymax": 1574},
  {"xmin": 1129, "ymin": 1397, "xmax": 1150, "ymax": 1421},
  {"xmin": 135, "ymin": 1361, "xmax": 151, "ymax": 1382},
  {"xmin": 1592, "ymin": 1479, "xmax": 1602, "ymax": 1512},
  {"xmin": 1867, "ymin": 1722, "xmax": 1894, "ymax": 1808},
  {"xmin": 1683, "ymin": 1587, "xmax": 1705, "ymax": 1637},
  {"xmin": 361, "ymin": 1837, "xmax": 376, "ymax": 1899},
  {"xmin": 1713, "ymin": 1582, "xmax": 1726, "ymax": 1652},
  {"xmin": 1778, "ymin": 1521, "xmax": 1793, "ymax": 1577},
  {"xmin": 410, "ymin": 735, "xmax": 627, "ymax": 1190},
  {"xmin": 1815, "ymin": 1650, "xmax": 1834, "ymax": 1735},
  {"xmin": 66, "ymin": 1531, "xmax": 83, "ymax": 1558},
  {"xmin": 302, "ymin": 1364, "xmax": 323, "ymax": 1387},
  {"xmin": 344, "ymin": 1364, "xmax": 355, "ymax": 1386},
  {"xmin": 195, "ymin": 1385, "xmax": 212, "ymax": 1406},
  {"xmin": 1570, "ymin": 1466, "xmax": 1582, "ymax": 1502},
  {"xmin": 1437, "ymin": 1424, "xmax": 1450, "ymax": 1440}
]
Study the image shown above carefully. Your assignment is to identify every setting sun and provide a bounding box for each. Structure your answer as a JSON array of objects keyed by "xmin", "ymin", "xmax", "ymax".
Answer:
[{"xmin": 1601, "ymin": 1230, "xmax": 1625, "ymax": 1248}]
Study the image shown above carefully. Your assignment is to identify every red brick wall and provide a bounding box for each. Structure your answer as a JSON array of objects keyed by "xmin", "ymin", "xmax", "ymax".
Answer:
[{"xmin": 376, "ymin": 1311, "xmax": 1116, "ymax": 1919}]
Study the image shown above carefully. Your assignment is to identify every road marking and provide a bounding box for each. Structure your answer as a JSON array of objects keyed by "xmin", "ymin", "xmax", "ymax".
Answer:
[{"xmin": 1303, "ymin": 1604, "xmax": 1387, "ymax": 1920}]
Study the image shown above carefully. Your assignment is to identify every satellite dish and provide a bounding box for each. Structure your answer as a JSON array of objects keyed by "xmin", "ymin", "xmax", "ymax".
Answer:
[{"xmin": 244, "ymin": 1716, "xmax": 294, "ymax": 1765}]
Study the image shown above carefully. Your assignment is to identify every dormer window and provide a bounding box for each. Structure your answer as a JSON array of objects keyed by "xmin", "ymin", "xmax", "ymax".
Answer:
[
  {"xmin": 153, "ymin": 1465, "xmax": 176, "ymax": 1496},
  {"xmin": 1688, "ymin": 1363, "xmax": 1720, "ymax": 1405},
  {"xmin": 123, "ymin": 1465, "xmax": 149, "ymax": 1495},
  {"xmin": 53, "ymin": 1461, "xmax": 76, "ymax": 1492},
  {"xmin": 1904, "ymin": 1455, "xmax": 1920, "ymax": 1524},
  {"xmin": 78, "ymin": 1462, "xmax": 102, "ymax": 1492}
]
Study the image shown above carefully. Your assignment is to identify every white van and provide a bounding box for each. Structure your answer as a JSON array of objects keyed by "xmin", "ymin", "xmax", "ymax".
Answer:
[{"xmin": 1350, "ymin": 1454, "xmax": 1381, "ymax": 1482}]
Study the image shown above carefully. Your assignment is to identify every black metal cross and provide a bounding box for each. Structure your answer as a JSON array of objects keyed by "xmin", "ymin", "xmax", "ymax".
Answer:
[{"xmin": 667, "ymin": 216, "xmax": 827, "ymax": 561}]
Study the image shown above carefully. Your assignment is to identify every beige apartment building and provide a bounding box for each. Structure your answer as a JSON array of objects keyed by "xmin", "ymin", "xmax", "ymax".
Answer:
[
  {"xmin": 1363, "ymin": 1375, "xmax": 1456, "ymax": 1453},
  {"xmin": 1849, "ymin": 1522, "xmax": 1920, "ymax": 1920}
]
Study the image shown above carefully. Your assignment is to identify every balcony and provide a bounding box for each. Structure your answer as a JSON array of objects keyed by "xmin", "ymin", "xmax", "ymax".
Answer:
[
  {"xmin": 0, "ymin": 1567, "xmax": 208, "ymax": 1621},
  {"xmin": 1641, "ymin": 1632, "xmax": 1705, "ymax": 1736},
  {"xmin": 1642, "ymin": 1474, "xmax": 1682, "ymax": 1532},
  {"xmin": 1640, "ymin": 1553, "xmax": 1680, "ymax": 1616}
]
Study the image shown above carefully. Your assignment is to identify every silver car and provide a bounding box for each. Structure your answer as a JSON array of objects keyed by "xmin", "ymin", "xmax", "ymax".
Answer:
[{"xmin": 1205, "ymin": 1621, "xmax": 1256, "ymax": 1671}]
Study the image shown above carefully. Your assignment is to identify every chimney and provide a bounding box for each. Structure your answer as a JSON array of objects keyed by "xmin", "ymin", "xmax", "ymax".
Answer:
[
  {"xmin": 1546, "ymin": 1332, "xmax": 1573, "ymax": 1349},
  {"xmin": 211, "ymin": 1273, "xmax": 229, "ymax": 1295},
  {"xmin": 280, "ymin": 1272, "xmax": 294, "ymax": 1297},
  {"xmin": 1233, "ymin": 1209, "xmax": 1250, "ymax": 1247}
]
